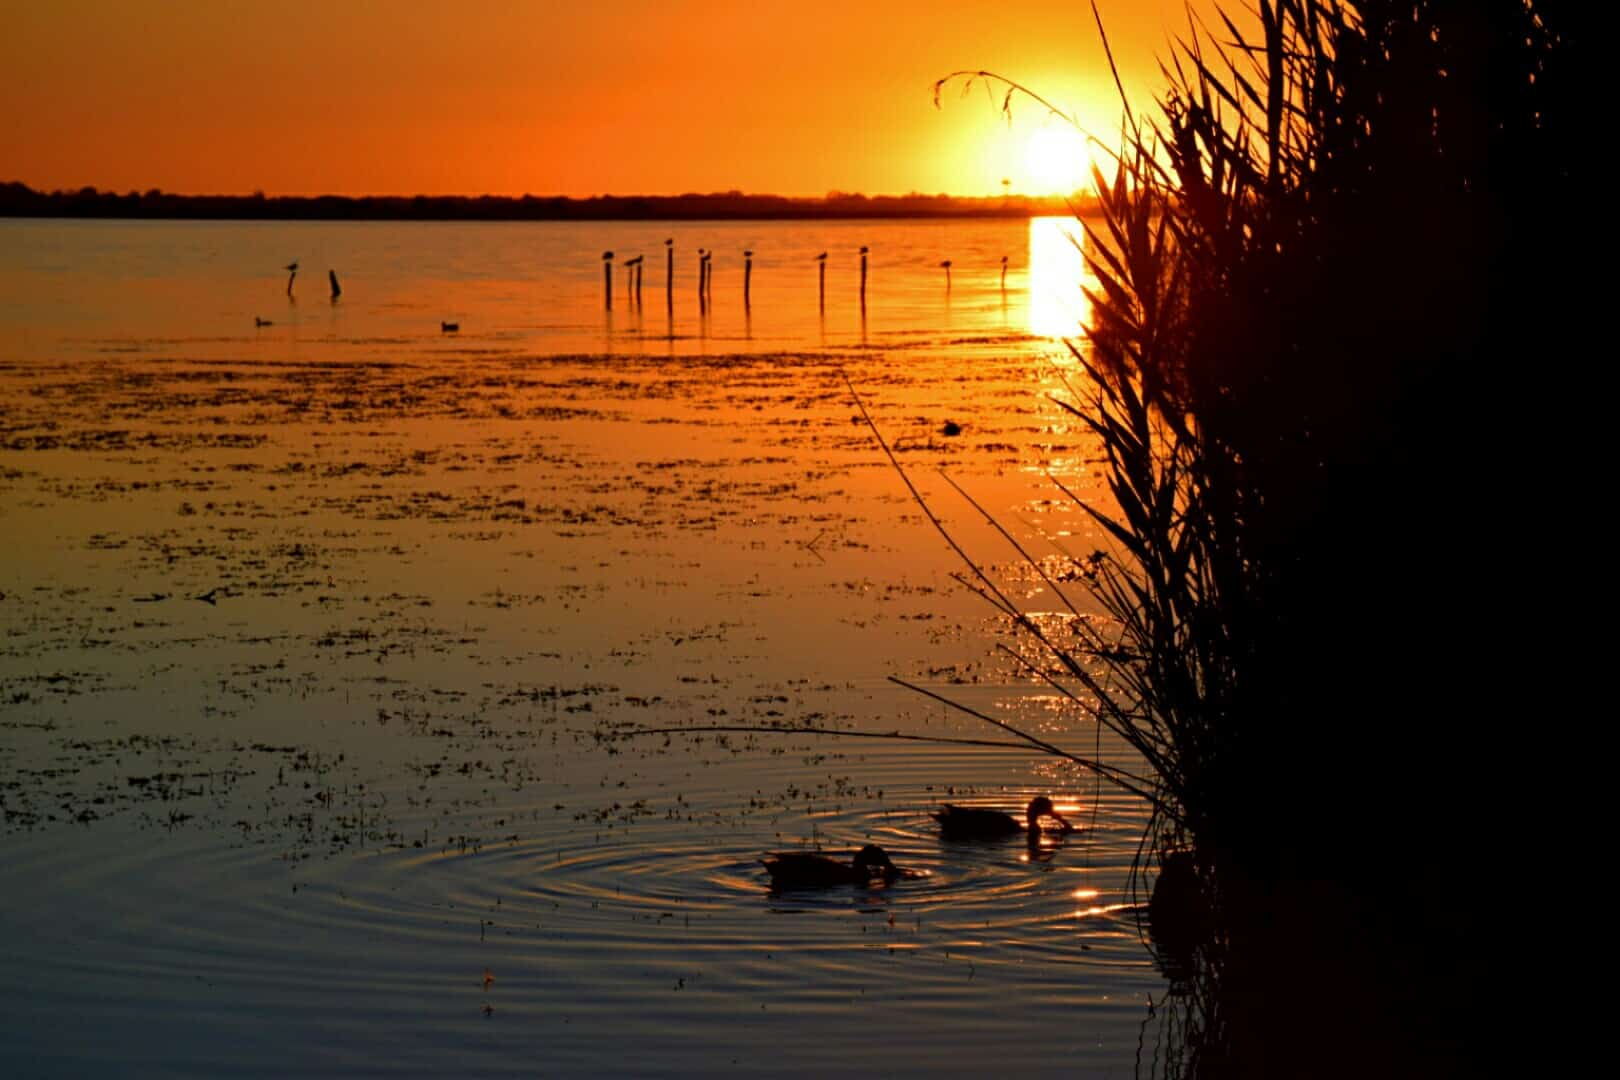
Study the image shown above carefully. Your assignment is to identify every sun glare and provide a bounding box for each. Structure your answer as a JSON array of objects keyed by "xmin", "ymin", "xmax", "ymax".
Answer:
[
  {"xmin": 1023, "ymin": 126, "xmax": 1090, "ymax": 196},
  {"xmin": 1028, "ymin": 216, "xmax": 1094, "ymax": 338}
]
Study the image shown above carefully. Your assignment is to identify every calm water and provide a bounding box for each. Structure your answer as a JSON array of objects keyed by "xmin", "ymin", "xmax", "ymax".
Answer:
[{"xmin": 0, "ymin": 217, "xmax": 1167, "ymax": 1077}]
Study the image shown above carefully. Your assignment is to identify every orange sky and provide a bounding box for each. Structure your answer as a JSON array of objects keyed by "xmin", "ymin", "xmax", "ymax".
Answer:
[{"xmin": 3, "ymin": 1, "xmax": 1211, "ymax": 197}]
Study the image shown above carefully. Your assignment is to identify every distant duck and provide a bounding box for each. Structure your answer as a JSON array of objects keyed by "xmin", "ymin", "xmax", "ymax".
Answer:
[
  {"xmin": 762, "ymin": 844, "xmax": 898, "ymax": 888},
  {"xmin": 1147, "ymin": 849, "xmax": 1210, "ymax": 962},
  {"xmin": 441, "ymin": 321, "xmax": 460, "ymax": 333},
  {"xmin": 932, "ymin": 797, "xmax": 1072, "ymax": 839},
  {"xmin": 254, "ymin": 317, "xmax": 273, "ymax": 328}
]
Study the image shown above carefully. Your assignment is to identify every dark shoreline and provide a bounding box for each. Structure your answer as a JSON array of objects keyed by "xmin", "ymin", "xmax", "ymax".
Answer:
[{"xmin": 0, "ymin": 182, "xmax": 1086, "ymax": 222}]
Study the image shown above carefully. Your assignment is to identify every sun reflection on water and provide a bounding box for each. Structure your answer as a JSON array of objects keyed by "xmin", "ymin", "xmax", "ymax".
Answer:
[{"xmin": 1028, "ymin": 215, "xmax": 1095, "ymax": 339}]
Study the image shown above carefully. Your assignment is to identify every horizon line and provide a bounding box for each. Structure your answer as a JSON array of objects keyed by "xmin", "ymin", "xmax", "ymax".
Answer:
[{"xmin": 3, "ymin": 180, "xmax": 1089, "ymax": 203}]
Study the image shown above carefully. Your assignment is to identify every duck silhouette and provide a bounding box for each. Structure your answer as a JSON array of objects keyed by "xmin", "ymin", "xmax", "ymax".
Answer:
[
  {"xmin": 932, "ymin": 797, "xmax": 1072, "ymax": 839},
  {"xmin": 762, "ymin": 844, "xmax": 899, "ymax": 888},
  {"xmin": 1147, "ymin": 848, "xmax": 1209, "ymax": 956}
]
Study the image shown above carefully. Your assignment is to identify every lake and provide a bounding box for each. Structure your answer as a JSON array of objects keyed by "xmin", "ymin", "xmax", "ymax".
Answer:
[{"xmin": 0, "ymin": 216, "xmax": 1170, "ymax": 1077}]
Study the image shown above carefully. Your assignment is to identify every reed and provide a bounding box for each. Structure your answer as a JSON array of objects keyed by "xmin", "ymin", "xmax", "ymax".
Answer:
[{"xmin": 931, "ymin": 2, "xmax": 1572, "ymax": 1072}]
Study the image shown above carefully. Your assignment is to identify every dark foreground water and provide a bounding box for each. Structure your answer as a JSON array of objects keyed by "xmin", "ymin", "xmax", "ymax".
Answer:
[{"xmin": 0, "ymin": 217, "xmax": 1172, "ymax": 1076}]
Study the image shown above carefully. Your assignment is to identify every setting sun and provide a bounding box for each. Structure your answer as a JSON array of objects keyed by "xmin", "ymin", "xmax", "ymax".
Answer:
[{"xmin": 1023, "ymin": 125, "xmax": 1090, "ymax": 195}]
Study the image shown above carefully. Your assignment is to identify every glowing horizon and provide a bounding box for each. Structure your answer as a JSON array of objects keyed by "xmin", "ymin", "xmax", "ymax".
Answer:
[{"xmin": 3, "ymin": 2, "xmax": 1208, "ymax": 199}]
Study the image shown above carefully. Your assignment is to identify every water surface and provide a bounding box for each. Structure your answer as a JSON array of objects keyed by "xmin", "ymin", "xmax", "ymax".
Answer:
[{"xmin": 0, "ymin": 216, "xmax": 1165, "ymax": 1077}]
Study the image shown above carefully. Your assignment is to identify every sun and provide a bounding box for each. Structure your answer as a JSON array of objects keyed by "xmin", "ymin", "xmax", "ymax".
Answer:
[{"xmin": 1023, "ymin": 125, "xmax": 1090, "ymax": 196}]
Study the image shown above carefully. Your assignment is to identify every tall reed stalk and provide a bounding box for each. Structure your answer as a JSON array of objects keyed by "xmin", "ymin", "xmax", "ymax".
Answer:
[{"xmin": 936, "ymin": 2, "xmax": 1573, "ymax": 1073}]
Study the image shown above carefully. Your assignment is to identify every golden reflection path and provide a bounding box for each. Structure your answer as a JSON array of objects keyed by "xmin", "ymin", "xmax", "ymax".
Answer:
[{"xmin": 1027, "ymin": 215, "xmax": 1095, "ymax": 339}]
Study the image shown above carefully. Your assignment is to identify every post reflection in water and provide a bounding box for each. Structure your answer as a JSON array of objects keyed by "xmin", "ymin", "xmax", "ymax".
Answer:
[{"xmin": 1027, "ymin": 215, "xmax": 1094, "ymax": 339}]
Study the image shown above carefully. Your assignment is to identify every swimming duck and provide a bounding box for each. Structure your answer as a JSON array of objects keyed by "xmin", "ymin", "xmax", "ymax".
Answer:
[
  {"xmin": 1147, "ymin": 848, "xmax": 1209, "ymax": 953},
  {"xmin": 762, "ymin": 844, "xmax": 897, "ymax": 888},
  {"xmin": 932, "ymin": 796, "xmax": 1072, "ymax": 839}
]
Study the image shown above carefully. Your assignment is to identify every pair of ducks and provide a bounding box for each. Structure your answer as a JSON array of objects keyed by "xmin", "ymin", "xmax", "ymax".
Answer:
[{"xmin": 761, "ymin": 797, "xmax": 1072, "ymax": 888}]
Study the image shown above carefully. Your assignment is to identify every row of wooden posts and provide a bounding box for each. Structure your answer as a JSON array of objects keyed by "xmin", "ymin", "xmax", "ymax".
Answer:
[
  {"xmin": 283, "ymin": 262, "xmax": 343, "ymax": 301},
  {"xmin": 601, "ymin": 244, "xmax": 1011, "ymax": 312}
]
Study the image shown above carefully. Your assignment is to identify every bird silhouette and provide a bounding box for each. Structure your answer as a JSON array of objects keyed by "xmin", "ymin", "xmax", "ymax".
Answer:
[{"xmin": 284, "ymin": 262, "xmax": 298, "ymax": 296}]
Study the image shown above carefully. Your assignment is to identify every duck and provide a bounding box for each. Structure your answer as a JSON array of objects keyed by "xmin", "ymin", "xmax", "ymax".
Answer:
[
  {"xmin": 1147, "ymin": 848, "xmax": 1209, "ymax": 953},
  {"xmin": 932, "ymin": 796, "xmax": 1072, "ymax": 839},
  {"xmin": 761, "ymin": 844, "xmax": 897, "ymax": 888}
]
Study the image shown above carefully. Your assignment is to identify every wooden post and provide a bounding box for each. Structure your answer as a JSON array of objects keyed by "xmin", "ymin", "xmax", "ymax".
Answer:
[
  {"xmin": 859, "ymin": 246, "xmax": 868, "ymax": 311},
  {"xmin": 940, "ymin": 260, "xmax": 952, "ymax": 291},
  {"xmin": 665, "ymin": 239, "xmax": 674, "ymax": 314},
  {"xmin": 603, "ymin": 251, "xmax": 614, "ymax": 311},
  {"xmin": 1000, "ymin": 255, "xmax": 1008, "ymax": 293},
  {"xmin": 329, "ymin": 270, "xmax": 342, "ymax": 301},
  {"xmin": 816, "ymin": 252, "xmax": 827, "ymax": 313},
  {"xmin": 743, "ymin": 250, "xmax": 753, "ymax": 312}
]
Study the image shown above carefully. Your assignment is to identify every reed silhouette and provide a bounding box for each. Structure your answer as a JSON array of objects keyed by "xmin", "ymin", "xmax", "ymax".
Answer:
[{"xmin": 931, "ymin": 2, "xmax": 1576, "ymax": 1074}]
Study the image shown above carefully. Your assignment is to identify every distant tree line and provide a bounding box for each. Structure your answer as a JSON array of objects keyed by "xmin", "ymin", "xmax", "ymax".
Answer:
[{"xmin": 0, "ymin": 182, "xmax": 1085, "ymax": 221}]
